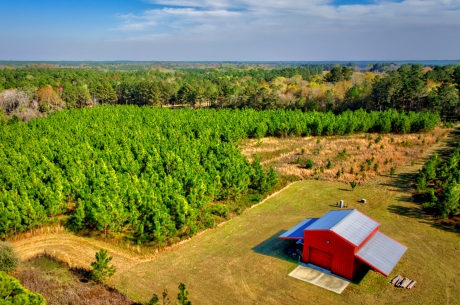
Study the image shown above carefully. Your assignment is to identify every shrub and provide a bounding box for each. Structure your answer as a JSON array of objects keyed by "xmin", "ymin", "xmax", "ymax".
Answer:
[
  {"xmin": 0, "ymin": 271, "xmax": 45, "ymax": 305},
  {"xmin": 0, "ymin": 242, "xmax": 18, "ymax": 273},
  {"xmin": 305, "ymin": 158, "xmax": 314, "ymax": 169},
  {"xmin": 350, "ymin": 181, "xmax": 357, "ymax": 190},
  {"xmin": 390, "ymin": 167, "xmax": 396, "ymax": 176}
]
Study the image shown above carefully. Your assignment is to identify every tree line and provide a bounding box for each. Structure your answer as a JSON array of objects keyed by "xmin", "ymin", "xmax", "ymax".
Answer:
[{"xmin": 1, "ymin": 64, "xmax": 459, "ymax": 122}]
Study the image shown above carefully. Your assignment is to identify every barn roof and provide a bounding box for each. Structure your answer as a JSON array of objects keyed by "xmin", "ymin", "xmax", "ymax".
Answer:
[
  {"xmin": 278, "ymin": 218, "xmax": 319, "ymax": 240},
  {"xmin": 305, "ymin": 209, "xmax": 379, "ymax": 246},
  {"xmin": 356, "ymin": 231, "xmax": 408, "ymax": 276}
]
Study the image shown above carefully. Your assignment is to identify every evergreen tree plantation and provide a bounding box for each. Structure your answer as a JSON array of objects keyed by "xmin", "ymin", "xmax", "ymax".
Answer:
[{"xmin": 0, "ymin": 106, "xmax": 439, "ymax": 244}]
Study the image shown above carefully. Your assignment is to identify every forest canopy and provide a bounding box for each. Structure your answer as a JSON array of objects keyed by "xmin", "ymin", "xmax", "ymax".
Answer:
[
  {"xmin": 0, "ymin": 107, "xmax": 439, "ymax": 243},
  {"xmin": 1, "ymin": 63, "xmax": 459, "ymax": 122}
]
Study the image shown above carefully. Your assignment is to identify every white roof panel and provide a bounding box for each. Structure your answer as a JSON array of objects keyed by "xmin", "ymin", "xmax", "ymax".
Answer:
[
  {"xmin": 331, "ymin": 210, "xmax": 379, "ymax": 246},
  {"xmin": 305, "ymin": 210, "xmax": 353, "ymax": 230},
  {"xmin": 356, "ymin": 231, "xmax": 407, "ymax": 276}
]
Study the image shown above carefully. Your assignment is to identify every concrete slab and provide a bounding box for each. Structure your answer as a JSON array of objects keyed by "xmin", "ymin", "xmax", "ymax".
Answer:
[{"xmin": 288, "ymin": 264, "xmax": 350, "ymax": 294}]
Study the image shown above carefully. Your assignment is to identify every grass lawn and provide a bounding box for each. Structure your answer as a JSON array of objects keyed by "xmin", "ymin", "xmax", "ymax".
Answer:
[{"xmin": 113, "ymin": 174, "xmax": 460, "ymax": 304}]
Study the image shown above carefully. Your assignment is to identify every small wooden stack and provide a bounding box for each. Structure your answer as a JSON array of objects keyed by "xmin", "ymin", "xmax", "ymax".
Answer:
[{"xmin": 390, "ymin": 275, "xmax": 416, "ymax": 289}]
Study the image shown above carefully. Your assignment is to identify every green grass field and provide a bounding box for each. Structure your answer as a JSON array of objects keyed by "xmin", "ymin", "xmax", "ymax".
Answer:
[{"xmin": 111, "ymin": 170, "xmax": 460, "ymax": 304}]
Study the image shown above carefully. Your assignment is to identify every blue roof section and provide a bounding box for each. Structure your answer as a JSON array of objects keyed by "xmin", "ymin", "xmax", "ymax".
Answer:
[
  {"xmin": 356, "ymin": 231, "xmax": 407, "ymax": 276},
  {"xmin": 304, "ymin": 210, "xmax": 354, "ymax": 230},
  {"xmin": 278, "ymin": 218, "xmax": 319, "ymax": 240}
]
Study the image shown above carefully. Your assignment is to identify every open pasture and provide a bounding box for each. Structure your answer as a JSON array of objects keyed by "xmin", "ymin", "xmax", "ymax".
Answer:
[{"xmin": 14, "ymin": 171, "xmax": 460, "ymax": 304}]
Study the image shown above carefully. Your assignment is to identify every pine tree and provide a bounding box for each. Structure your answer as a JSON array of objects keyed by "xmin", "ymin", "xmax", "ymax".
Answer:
[
  {"xmin": 177, "ymin": 283, "xmax": 192, "ymax": 305},
  {"xmin": 90, "ymin": 249, "xmax": 116, "ymax": 283},
  {"xmin": 0, "ymin": 271, "xmax": 45, "ymax": 305}
]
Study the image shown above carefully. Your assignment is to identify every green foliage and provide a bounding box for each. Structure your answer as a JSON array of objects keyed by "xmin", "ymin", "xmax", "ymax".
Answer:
[
  {"xmin": 416, "ymin": 144, "xmax": 460, "ymax": 218},
  {"xmin": 390, "ymin": 167, "xmax": 396, "ymax": 176},
  {"xmin": 0, "ymin": 242, "xmax": 18, "ymax": 273},
  {"xmin": 90, "ymin": 249, "xmax": 116, "ymax": 283},
  {"xmin": 326, "ymin": 159, "xmax": 332, "ymax": 169},
  {"xmin": 324, "ymin": 66, "xmax": 353, "ymax": 83},
  {"xmin": 147, "ymin": 294, "xmax": 159, "ymax": 305},
  {"xmin": 0, "ymin": 109, "xmax": 6, "ymax": 126},
  {"xmin": 0, "ymin": 271, "xmax": 45, "ymax": 305},
  {"xmin": 427, "ymin": 83, "xmax": 459, "ymax": 120},
  {"xmin": 304, "ymin": 158, "xmax": 314, "ymax": 169},
  {"xmin": 7, "ymin": 115, "xmax": 20, "ymax": 125},
  {"xmin": 0, "ymin": 107, "xmax": 440, "ymax": 242},
  {"xmin": 350, "ymin": 181, "xmax": 357, "ymax": 190},
  {"xmin": 0, "ymin": 63, "xmax": 456, "ymax": 117},
  {"xmin": 177, "ymin": 283, "xmax": 192, "ymax": 305}
]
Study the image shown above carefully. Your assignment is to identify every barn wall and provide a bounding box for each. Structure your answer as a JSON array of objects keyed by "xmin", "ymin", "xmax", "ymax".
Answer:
[{"xmin": 303, "ymin": 230, "xmax": 356, "ymax": 280}]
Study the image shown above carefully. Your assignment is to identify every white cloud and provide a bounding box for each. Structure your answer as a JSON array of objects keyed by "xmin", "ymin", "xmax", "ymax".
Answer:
[{"xmin": 109, "ymin": 0, "xmax": 460, "ymax": 60}]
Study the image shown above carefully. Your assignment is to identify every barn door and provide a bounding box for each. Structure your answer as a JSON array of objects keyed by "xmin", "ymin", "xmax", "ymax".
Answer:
[{"xmin": 309, "ymin": 247, "xmax": 332, "ymax": 270}]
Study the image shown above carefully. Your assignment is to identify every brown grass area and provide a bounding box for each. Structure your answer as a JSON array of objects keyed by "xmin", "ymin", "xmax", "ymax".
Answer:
[
  {"xmin": 14, "ymin": 255, "xmax": 135, "ymax": 305},
  {"xmin": 12, "ymin": 232, "xmax": 149, "ymax": 274},
  {"xmin": 241, "ymin": 127, "xmax": 448, "ymax": 184}
]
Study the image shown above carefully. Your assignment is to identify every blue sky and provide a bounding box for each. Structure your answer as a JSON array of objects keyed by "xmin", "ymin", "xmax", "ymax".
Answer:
[{"xmin": 0, "ymin": 0, "xmax": 459, "ymax": 61}]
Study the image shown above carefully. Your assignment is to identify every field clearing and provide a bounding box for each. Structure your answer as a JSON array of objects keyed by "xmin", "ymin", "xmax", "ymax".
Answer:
[
  {"xmin": 241, "ymin": 127, "xmax": 448, "ymax": 183},
  {"xmin": 11, "ymin": 127, "xmax": 460, "ymax": 304}
]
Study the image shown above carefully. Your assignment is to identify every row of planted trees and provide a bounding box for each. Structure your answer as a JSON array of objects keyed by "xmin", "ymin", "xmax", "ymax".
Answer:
[
  {"xmin": 416, "ymin": 144, "xmax": 460, "ymax": 219},
  {"xmin": 0, "ymin": 106, "xmax": 279, "ymax": 245},
  {"xmin": 0, "ymin": 107, "xmax": 440, "ymax": 244}
]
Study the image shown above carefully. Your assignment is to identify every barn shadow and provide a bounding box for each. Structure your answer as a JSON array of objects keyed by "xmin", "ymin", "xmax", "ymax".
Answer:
[{"xmin": 252, "ymin": 230, "xmax": 299, "ymax": 263}]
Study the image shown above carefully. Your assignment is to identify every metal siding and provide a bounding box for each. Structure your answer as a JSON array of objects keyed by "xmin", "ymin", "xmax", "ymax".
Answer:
[
  {"xmin": 305, "ymin": 210, "xmax": 353, "ymax": 230},
  {"xmin": 331, "ymin": 210, "xmax": 380, "ymax": 246},
  {"xmin": 303, "ymin": 230, "xmax": 356, "ymax": 280},
  {"xmin": 356, "ymin": 231, "xmax": 408, "ymax": 276},
  {"xmin": 309, "ymin": 248, "xmax": 332, "ymax": 270}
]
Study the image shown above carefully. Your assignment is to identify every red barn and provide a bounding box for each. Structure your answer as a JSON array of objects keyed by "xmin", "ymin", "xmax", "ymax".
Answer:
[{"xmin": 279, "ymin": 209, "xmax": 407, "ymax": 281}]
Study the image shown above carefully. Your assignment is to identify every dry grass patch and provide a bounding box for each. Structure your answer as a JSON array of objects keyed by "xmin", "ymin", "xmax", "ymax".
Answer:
[
  {"xmin": 241, "ymin": 127, "xmax": 448, "ymax": 184},
  {"xmin": 14, "ymin": 255, "xmax": 135, "ymax": 305}
]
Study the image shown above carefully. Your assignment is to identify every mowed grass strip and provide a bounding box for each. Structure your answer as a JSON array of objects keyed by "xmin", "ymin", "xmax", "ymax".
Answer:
[{"xmin": 112, "ymin": 177, "xmax": 460, "ymax": 305}]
